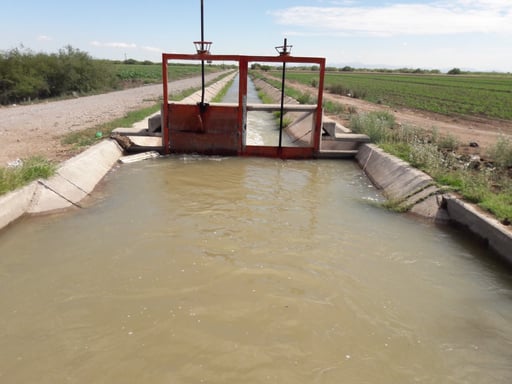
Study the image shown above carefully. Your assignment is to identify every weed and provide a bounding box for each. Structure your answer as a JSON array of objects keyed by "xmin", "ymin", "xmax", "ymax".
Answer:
[
  {"xmin": 380, "ymin": 198, "xmax": 410, "ymax": 213},
  {"xmin": 323, "ymin": 100, "xmax": 345, "ymax": 115},
  {"xmin": 257, "ymin": 90, "xmax": 274, "ymax": 105},
  {"xmin": 297, "ymin": 92, "xmax": 314, "ymax": 104},
  {"xmin": 486, "ymin": 135, "xmax": 512, "ymax": 169},
  {"xmin": 408, "ymin": 142, "xmax": 443, "ymax": 171},
  {"xmin": 433, "ymin": 132, "xmax": 460, "ymax": 151},
  {"xmin": 350, "ymin": 111, "xmax": 395, "ymax": 143}
]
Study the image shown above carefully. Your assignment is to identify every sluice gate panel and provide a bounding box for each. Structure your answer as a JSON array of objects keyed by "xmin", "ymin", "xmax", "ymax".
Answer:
[{"xmin": 161, "ymin": 53, "xmax": 326, "ymax": 159}]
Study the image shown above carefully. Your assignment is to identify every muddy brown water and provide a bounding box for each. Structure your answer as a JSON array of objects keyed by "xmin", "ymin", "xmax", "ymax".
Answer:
[{"xmin": 0, "ymin": 157, "xmax": 511, "ymax": 383}]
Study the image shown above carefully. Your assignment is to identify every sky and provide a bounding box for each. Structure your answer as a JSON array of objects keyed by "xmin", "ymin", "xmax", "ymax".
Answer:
[{"xmin": 1, "ymin": 0, "xmax": 511, "ymax": 72}]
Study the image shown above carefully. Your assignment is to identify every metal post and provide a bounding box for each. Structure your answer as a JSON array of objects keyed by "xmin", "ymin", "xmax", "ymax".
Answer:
[
  {"xmin": 278, "ymin": 38, "xmax": 288, "ymax": 149},
  {"xmin": 200, "ymin": 0, "xmax": 206, "ymax": 109}
]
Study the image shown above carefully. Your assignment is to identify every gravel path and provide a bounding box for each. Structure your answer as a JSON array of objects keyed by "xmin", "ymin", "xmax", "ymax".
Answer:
[{"xmin": 0, "ymin": 72, "xmax": 226, "ymax": 165}]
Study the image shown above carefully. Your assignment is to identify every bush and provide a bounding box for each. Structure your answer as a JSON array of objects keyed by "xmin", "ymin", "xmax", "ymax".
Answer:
[
  {"xmin": 297, "ymin": 92, "xmax": 314, "ymax": 104},
  {"xmin": 408, "ymin": 142, "xmax": 443, "ymax": 170},
  {"xmin": 0, "ymin": 45, "xmax": 116, "ymax": 104},
  {"xmin": 486, "ymin": 136, "xmax": 512, "ymax": 169},
  {"xmin": 350, "ymin": 111, "xmax": 395, "ymax": 142}
]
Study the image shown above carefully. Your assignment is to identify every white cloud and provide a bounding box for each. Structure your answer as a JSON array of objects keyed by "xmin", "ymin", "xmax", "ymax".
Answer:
[
  {"xmin": 37, "ymin": 35, "xmax": 52, "ymax": 41},
  {"xmin": 90, "ymin": 41, "xmax": 137, "ymax": 49},
  {"xmin": 142, "ymin": 46, "xmax": 162, "ymax": 53},
  {"xmin": 270, "ymin": 1, "xmax": 512, "ymax": 37}
]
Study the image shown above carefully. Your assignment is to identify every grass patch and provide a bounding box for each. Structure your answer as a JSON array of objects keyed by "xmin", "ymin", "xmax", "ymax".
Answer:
[
  {"xmin": 322, "ymin": 100, "xmax": 345, "ymax": 115},
  {"xmin": 211, "ymin": 78, "xmax": 234, "ymax": 103},
  {"xmin": 380, "ymin": 198, "xmax": 411, "ymax": 213},
  {"xmin": 0, "ymin": 156, "xmax": 56, "ymax": 196},
  {"xmin": 480, "ymin": 191, "xmax": 512, "ymax": 223},
  {"xmin": 257, "ymin": 90, "xmax": 274, "ymax": 104}
]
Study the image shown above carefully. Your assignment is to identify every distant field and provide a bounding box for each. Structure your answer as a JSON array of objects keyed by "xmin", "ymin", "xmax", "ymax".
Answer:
[
  {"xmin": 282, "ymin": 71, "xmax": 512, "ymax": 120},
  {"xmin": 114, "ymin": 63, "xmax": 226, "ymax": 84}
]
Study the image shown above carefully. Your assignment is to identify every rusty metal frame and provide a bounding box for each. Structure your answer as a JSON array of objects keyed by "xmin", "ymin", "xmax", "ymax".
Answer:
[{"xmin": 162, "ymin": 52, "xmax": 325, "ymax": 159}]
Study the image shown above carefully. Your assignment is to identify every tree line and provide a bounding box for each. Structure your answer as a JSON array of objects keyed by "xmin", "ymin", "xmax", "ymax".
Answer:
[{"xmin": 0, "ymin": 45, "xmax": 117, "ymax": 105}]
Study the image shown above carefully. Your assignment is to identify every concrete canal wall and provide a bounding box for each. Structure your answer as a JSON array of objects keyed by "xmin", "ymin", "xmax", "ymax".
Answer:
[
  {"xmin": 356, "ymin": 143, "xmax": 512, "ymax": 265},
  {"xmin": 0, "ymin": 140, "xmax": 123, "ymax": 228}
]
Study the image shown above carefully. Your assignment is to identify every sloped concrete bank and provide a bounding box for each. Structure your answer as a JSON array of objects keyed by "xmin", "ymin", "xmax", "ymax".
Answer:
[
  {"xmin": 356, "ymin": 143, "xmax": 512, "ymax": 265},
  {"xmin": 0, "ymin": 140, "xmax": 123, "ymax": 229}
]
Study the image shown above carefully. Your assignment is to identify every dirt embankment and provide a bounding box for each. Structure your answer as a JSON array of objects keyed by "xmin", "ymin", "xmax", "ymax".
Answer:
[{"xmin": 0, "ymin": 73, "xmax": 226, "ymax": 165}]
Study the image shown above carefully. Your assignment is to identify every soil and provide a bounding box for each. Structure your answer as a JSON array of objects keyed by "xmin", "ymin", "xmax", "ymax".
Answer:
[{"xmin": 1, "ymin": 74, "xmax": 511, "ymax": 166}]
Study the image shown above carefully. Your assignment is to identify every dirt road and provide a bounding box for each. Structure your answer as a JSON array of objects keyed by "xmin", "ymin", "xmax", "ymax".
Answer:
[
  {"xmin": 0, "ymin": 73, "xmax": 225, "ymax": 165},
  {"xmin": 1, "ymin": 72, "xmax": 511, "ymax": 165}
]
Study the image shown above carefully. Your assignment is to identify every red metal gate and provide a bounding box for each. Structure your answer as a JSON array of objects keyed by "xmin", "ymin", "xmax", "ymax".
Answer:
[{"xmin": 162, "ymin": 53, "xmax": 325, "ymax": 159}]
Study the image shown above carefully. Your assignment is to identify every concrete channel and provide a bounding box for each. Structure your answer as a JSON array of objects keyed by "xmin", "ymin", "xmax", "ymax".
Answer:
[{"xmin": 1, "ymin": 74, "xmax": 511, "ymax": 265}]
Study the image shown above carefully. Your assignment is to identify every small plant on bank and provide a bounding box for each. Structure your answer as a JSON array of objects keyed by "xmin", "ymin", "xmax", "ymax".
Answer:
[
  {"xmin": 0, "ymin": 156, "xmax": 56, "ymax": 195},
  {"xmin": 486, "ymin": 135, "xmax": 512, "ymax": 169},
  {"xmin": 350, "ymin": 111, "xmax": 395, "ymax": 143},
  {"xmin": 322, "ymin": 100, "xmax": 345, "ymax": 115},
  {"xmin": 211, "ymin": 78, "xmax": 235, "ymax": 103},
  {"xmin": 350, "ymin": 111, "xmax": 512, "ymax": 223},
  {"xmin": 272, "ymin": 111, "xmax": 293, "ymax": 129},
  {"xmin": 297, "ymin": 92, "xmax": 314, "ymax": 105},
  {"xmin": 256, "ymin": 90, "xmax": 274, "ymax": 105}
]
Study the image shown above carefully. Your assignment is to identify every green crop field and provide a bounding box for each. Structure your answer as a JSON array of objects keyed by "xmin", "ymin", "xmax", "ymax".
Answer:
[
  {"xmin": 281, "ymin": 71, "xmax": 512, "ymax": 120},
  {"xmin": 114, "ymin": 63, "xmax": 226, "ymax": 84}
]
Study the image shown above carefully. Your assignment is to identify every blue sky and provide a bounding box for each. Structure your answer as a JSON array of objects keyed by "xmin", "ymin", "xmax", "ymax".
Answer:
[{"xmin": 1, "ymin": 0, "xmax": 511, "ymax": 72}]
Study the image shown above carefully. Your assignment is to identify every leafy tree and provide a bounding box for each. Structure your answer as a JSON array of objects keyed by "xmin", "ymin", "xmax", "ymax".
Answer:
[{"xmin": 448, "ymin": 67, "xmax": 462, "ymax": 75}]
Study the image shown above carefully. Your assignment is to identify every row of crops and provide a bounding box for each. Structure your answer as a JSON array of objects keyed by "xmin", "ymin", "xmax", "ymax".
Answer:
[
  {"xmin": 114, "ymin": 63, "xmax": 232, "ymax": 84},
  {"xmin": 283, "ymin": 71, "xmax": 512, "ymax": 120}
]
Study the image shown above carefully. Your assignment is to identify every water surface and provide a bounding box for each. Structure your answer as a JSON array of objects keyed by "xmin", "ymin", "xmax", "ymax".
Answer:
[{"xmin": 0, "ymin": 157, "xmax": 510, "ymax": 384}]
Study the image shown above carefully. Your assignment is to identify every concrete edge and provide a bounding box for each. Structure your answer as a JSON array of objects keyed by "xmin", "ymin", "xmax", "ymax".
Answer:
[
  {"xmin": 0, "ymin": 182, "xmax": 39, "ymax": 229},
  {"xmin": 28, "ymin": 139, "xmax": 123, "ymax": 214},
  {"xmin": 444, "ymin": 195, "xmax": 512, "ymax": 265},
  {"xmin": 0, "ymin": 139, "xmax": 124, "ymax": 229},
  {"xmin": 356, "ymin": 144, "xmax": 438, "ymax": 203},
  {"xmin": 356, "ymin": 143, "xmax": 512, "ymax": 264}
]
